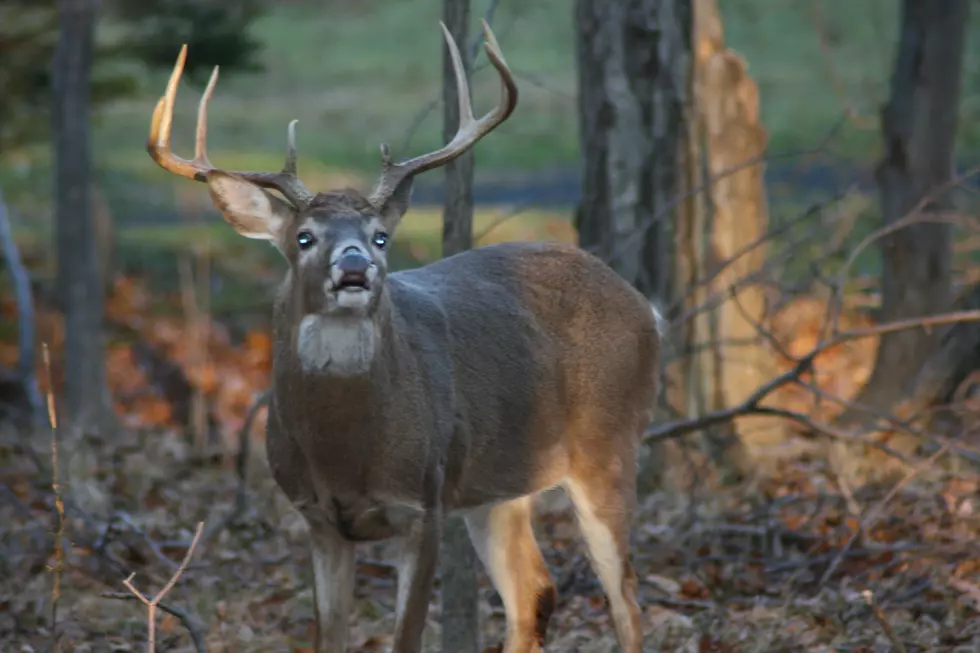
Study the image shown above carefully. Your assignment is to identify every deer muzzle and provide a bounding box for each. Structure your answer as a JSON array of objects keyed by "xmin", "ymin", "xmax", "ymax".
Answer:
[{"xmin": 330, "ymin": 247, "xmax": 376, "ymax": 292}]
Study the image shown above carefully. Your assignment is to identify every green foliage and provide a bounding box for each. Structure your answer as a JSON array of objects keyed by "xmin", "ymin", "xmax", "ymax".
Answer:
[
  {"xmin": 0, "ymin": 0, "xmax": 266, "ymax": 155},
  {"xmin": 113, "ymin": 0, "xmax": 265, "ymax": 87}
]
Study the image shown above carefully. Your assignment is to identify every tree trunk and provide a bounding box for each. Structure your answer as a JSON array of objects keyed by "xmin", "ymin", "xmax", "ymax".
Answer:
[
  {"xmin": 697, "ymin": 0, "xmax": 778, "ymax": 462},
  {"xmin": 52, "ymin": 0, "xmax": 114, "ymax": 514},
  {"xmin": 575, "ymin": 0, "xmax": 693, "ymax": 302},
  {"xmin": 438, "ymin": 1, "xmax": 481, "ymax": 652},
  {"xmin": 673, "ymin": 0, "xmax": 763, "ymax": 483},
  {"xmin": 846, "ymin": 0, "xmax": 969, "ymax": 421}
]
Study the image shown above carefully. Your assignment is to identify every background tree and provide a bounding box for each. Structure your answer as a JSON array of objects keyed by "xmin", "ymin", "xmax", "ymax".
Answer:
[
  {"xmin": 438, "ymin": 1, "xmax": 482, "ymax": 652},
  {"xmin": 52, "ymin": 0, "xmax": 110, "ymax": 443},
  {"xmin": 672, "ymin": 0, "xmax": 776, "ymax": 482},
  {"xmin": 844, "ymin": 0, "xmax": 970, "ymax": 424},
  {"xmin": 574, "ymin": 0, "xmax": 693, "ymax": 302},
  {"xmin": 0, "ymin": 0, "xmax": 265, "ymax": 156},
  {"xmin": 43, "ymin": 0, "xmax": 267, "ymax": 515}
]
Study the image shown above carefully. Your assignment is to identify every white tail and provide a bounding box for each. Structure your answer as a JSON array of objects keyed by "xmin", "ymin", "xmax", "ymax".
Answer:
[{"xmin": 146, "ymin": 22, "xmax": 659, "ymax": 653}]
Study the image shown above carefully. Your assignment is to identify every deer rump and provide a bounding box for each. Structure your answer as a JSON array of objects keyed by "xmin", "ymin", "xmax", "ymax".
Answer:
[{"xmin": 266, "ymin": 240, "xmax": 660, "ymax": 543}]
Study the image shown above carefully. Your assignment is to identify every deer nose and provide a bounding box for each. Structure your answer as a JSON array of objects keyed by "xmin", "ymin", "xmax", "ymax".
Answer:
[{"xmin": 336, "ymin": 250, "xmax": 371, "ymax": 278}]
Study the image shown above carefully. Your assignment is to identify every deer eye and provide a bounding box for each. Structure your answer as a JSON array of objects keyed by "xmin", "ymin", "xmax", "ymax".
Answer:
[
  {"xmin": 297, "ymin": 231, "xmax": 316, "ymax": 250},
  {"xmin": 372, "ymin": 231, "xmax": 389, "ymax": 250}
]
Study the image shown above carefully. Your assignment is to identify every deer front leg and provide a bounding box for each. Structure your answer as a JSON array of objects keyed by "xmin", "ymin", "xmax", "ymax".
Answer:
[
  {"xmin": 309, "ymin": 521, "xmax": 356, "ymax": 653},
  {"xmin": 393, "ymin": 511, "xmax": 443, "ymax": 653}
]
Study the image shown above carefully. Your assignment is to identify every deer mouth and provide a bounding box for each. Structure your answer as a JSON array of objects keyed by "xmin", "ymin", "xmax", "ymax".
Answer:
[
  {"xmin": 335, "ymin": 279, "xmax": 371, "ymax": 292},
  {"xmin": 335, "ymin": 275, "xmax": 370, "ymax": 293},
  {"xmin": 330, "ymin": 272, "xmax": 374, "ymax": 311}
]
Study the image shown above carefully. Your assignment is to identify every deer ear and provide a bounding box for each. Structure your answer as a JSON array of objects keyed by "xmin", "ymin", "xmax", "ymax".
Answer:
[
  {"xmin": 206, "ymin": 171, "xmax": 296, "ymax": 242},
  {"xmin": 377, "ymin": 178, "xmax": 415, "ymax": 232}
]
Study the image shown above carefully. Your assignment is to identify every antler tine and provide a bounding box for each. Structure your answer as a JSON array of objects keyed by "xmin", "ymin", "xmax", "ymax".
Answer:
[
  {"xmin": 368, "ymin": 20, "xmax": 519, "ymax": 208},
  {"xmin": 234, "ymin": 120, "xmax": 315, "ymax": 208},
  {"xmin": 283, "ymin": 119, "xmax": 299, "ymax": 175},
  {"xmin": 442, "ymin": 21, "xmax": 474, "ymax": 129},
  {"xmin": 194, "ymin": 65, "xmax": 220, "ymax": 169},
  {"xmin": 147, "ymin": 44, "xmax": 209, "ymax": 181},
  {"xmin": 147, "ymin": 45, "xmax": 314, "ymax": 209}
]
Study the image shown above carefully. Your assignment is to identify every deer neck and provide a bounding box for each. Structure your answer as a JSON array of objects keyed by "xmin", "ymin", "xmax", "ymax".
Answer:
[{"xmin": 277, "ymin": 283, "xmax": 397, "ymax": 381}]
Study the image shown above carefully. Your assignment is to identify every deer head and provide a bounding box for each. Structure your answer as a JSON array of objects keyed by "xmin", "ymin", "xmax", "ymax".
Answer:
[{"xmin": 147, "ymin": 21, "xmax": 516, "ymax": 324}]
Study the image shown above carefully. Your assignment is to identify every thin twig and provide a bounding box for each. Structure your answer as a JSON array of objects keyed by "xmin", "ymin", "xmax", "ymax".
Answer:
[
  {"xmin": 861, "ymin": 589, "xmax": 908, "ymax": 653},
  {"xmin": 121, "ymin": 521, "xmax": 205, "ymax": 653},
  {"xmin": 473, "ymin": 201, "xmax": 536, "ymax": 243},
  {"xmin": 43, "ymin": 343, "xmax": 65, "ymax": 653},
  {"xmin": 102, "ymin": 593, "xmax": 206, "ymax": 653},
  {"xmin": 819, "ymin": 443, "xmax": 950, "ymax": 585}
]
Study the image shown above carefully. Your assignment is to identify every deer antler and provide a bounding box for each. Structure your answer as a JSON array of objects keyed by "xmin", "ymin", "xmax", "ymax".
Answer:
[
  {"xmin": 147, "ymin": 45, "xmax": 315, "ymax": 209},
  {"xmin": 368, "ymin": 20, "xmax": 518, "ymax": 209}
]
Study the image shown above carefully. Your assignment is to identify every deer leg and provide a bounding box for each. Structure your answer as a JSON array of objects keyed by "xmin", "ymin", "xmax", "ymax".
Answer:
[
  {"xmin": 392, "ymin": 511, "xmax": 442, "ymax": 653},
  {"xmin": 465, "ymin": 497, "xmax": 557, "ymax": 653},
  {"xmin": 308, "ymin": 521, "xmax": 356, "ymax": 653},
  {"xmin": 564, "ymin": 466, "xmax": 643, "ymax": 653}
]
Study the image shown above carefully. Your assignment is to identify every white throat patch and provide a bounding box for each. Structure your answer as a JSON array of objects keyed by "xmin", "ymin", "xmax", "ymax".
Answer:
[{"xmin": 297, "ymin": 314, "xmax": 377, "ymax": 376}]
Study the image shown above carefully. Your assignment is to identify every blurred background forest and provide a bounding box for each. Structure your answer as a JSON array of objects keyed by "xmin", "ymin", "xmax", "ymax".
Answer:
[{"xmin": 3, "ymin": 0, "xmax": 980, "ymax": 651}]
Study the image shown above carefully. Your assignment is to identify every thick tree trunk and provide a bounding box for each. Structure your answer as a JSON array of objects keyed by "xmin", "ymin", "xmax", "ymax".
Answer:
[
  {"xmin": 52, "ymin": 0, "xmax": 113, "ymax": 513},
  {"xmin": 438, "ymin": 1, "xmax": 481, "ymax": 652},
  {"xmin": 847, "ymin": 0, "xmax": 969, "ymax": 419},
  {"xmin": 575, "ymin": 0, "xmax": 692, "ymax": 302}
]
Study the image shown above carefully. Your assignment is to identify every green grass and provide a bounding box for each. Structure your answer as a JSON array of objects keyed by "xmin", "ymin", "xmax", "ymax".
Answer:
[
  {"xmin": 88, "ymin": 0, "xmax": 980, "ymax": 178},
  {"xmin": 7, "ymin": 0, "xmax": 980, "ymax": 198},
  {"xmin": 93, "ymin": 0, "xmax": 579, "ymax": 181}
]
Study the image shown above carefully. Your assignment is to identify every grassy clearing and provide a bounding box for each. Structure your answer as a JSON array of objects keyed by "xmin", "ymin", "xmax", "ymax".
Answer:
[
  {"xmin": 80, "ymin": 0, "xmax": 980, "ymax": 182},
  {"xmin": 4, "ymin": 0, "xmax": 979, "ymax": 217}
]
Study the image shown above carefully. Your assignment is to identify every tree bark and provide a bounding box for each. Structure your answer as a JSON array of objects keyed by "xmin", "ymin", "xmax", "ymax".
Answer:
[
  {"xmin": 697, "ymin": 0, "xmax": 778, "ymax": 462},
  {"xmin": 52, "ymin": 0, "xmax": 114, "ymax": 514},
  {"xmin": 673, "ymin": 0, "xmax": 769, "ymax": 482},
  {"xmin": 575, "ymin": 0, "xmax": 693, "ymax": 301},
  {"xmin": 846, "ymin": 0, "xmax": 969, "ymax": 420},
  {"xmin": 438, "ymin": 1, "xmax": 481, "ymax": 652}
]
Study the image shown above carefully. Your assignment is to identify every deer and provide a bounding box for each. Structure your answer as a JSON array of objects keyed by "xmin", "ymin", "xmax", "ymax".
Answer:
[{"xmin": 146, "ymin": 21, "xmax": 661, "ymax": 653}]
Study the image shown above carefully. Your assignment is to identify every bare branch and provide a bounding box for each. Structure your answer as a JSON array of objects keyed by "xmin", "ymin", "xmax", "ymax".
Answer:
[
  {"xmin": 862, "ymin": 589, "xmax": 909, "ymax": 653},
  {"xmin": 121, "ymin": 521, "xmax": 205, "ymax": 653},
  {"xmin": 0, "ymin": 188, "xmax": 43, "ymax": 421},
  {"xmin": 43, "ymin": 343, "xmax": 65, "ymax": 653},
  {"xmin": 102, "ymin": 593, "xmax": 206, "ymax": 653},
  {"xmin": 821, "ymin": 443, "xmax": 950, "ymax": 586},
  {"xmin": 645, "ymin": 309, "xmax": 980, "ymax": 446}
]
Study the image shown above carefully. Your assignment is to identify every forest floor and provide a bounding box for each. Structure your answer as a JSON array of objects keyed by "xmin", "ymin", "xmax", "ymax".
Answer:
[
  {"xmin": 3, "ymin": 275, "xmax": 980, "ymax": 652},
  {"xmin": 4, "ymin": 420, "xmax": 980, "ymax": 652}
]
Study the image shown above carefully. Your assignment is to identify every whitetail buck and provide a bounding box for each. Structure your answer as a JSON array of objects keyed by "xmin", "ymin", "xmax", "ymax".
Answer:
[{"xmin": 147, "ymin": 21, "xmax": 661, "ymax": 653}]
